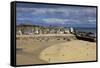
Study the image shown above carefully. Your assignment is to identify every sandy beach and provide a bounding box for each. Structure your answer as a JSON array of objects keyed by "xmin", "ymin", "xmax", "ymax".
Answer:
[
  {"xmin": 40, "ymin": 40, "xmax": 96, "ymax": 63},
  {"xmin": 16, "ymin": 35, "xmax": 96, "ymax": 65}
]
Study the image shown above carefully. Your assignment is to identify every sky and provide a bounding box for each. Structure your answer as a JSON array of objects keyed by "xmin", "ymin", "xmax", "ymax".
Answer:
[{"xmin": 16, "ymin": 3, "xmax": 97, "ymax": 28}]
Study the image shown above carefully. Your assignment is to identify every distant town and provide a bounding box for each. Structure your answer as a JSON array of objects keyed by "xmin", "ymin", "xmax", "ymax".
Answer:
[{"xmin": 16, "ymin": 23, "xmax": 73, "ymax": 35}]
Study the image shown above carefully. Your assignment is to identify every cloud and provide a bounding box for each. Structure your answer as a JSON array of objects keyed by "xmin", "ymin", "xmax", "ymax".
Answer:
[
  {"xmin": 17, "ymin": 7, "xmax": 96, "ymax": 20},
  {"xmin": 42, "ymin": 18, "xmax": 66, "ymax": 24},
  {"xmin": 42, "ymin": 18, "xmax": 81, "ymax": 24},
  {"xmin": 88, "ymin": 19, "xmax": 96, "ymax": 22},
  {"xmin": 17, "ymin": 17, "xmax": 32, "ymax": 20},
  {"xmin": 17, "ymin": 6, "xmax": 96, "ymax": 13},
  {"xmin": 16, "ymin": 6, "xmax": 96, "ymax": 26}
]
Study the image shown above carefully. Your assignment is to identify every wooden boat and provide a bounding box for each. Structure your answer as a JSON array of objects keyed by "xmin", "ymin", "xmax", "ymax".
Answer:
[{"xmin": 75, "ymin": 31, "xmax": 96, "ymax": 42}]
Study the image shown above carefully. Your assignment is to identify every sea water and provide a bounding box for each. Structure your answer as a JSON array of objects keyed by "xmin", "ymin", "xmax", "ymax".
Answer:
[{"xmin": 75, "ymin": 27, "xmax": 96, "ymax": 34}]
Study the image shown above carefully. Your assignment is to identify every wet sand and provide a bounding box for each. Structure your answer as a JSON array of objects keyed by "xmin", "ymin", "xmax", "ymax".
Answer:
[
  {"xmin": 16, "ymin": 35, "xmax": 96, "ymax": 65},
  {"xmin": 16, "ymin": 38, "xmax": 67, "ymax": 65}
]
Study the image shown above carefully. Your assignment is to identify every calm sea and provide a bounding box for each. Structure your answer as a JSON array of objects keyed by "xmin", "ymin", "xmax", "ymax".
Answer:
[{"xmin": 75, "ymin": 27, "xmax": 96, "ymax": 34}]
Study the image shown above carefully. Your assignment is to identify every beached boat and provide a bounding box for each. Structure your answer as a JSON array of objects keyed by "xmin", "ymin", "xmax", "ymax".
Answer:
[{"xmin": 75, "ymin": 31, "xmax": 96, "ymax": 42}]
